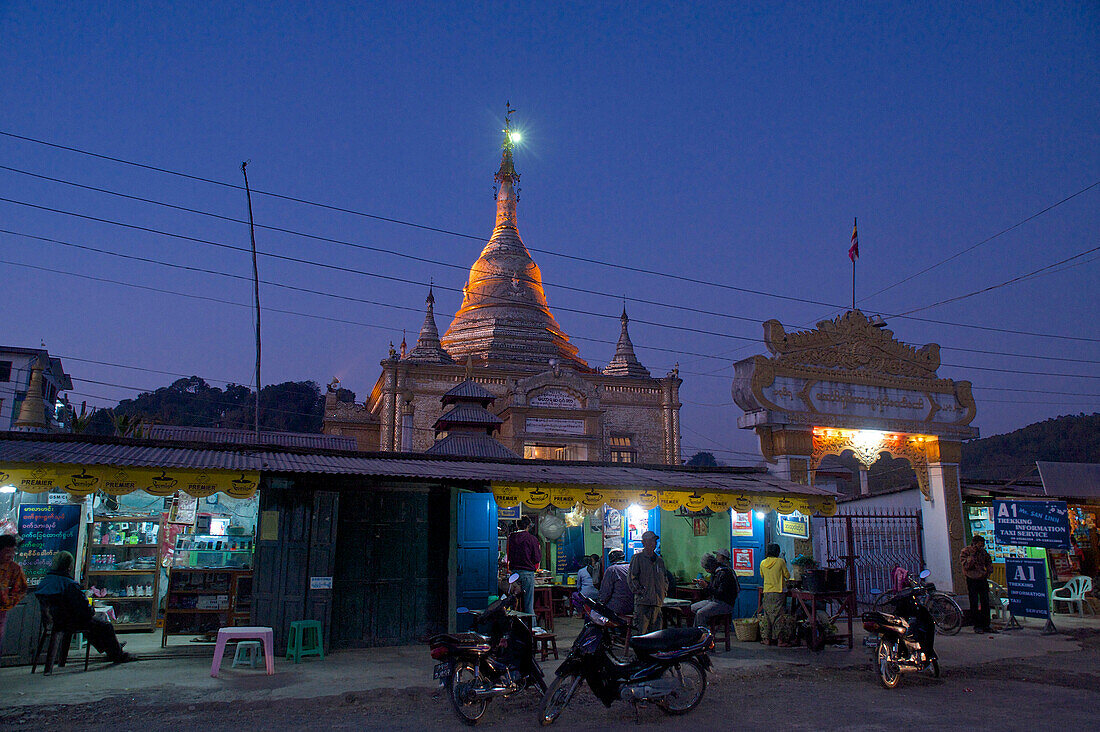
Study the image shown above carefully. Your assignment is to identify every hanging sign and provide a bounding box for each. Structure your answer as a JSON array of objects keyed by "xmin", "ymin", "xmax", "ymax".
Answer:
[
  {"xmin": 522, "ymin": 485, "xmax": 551, "ymax": 510},
  {"xmin": 658, "ymin": 492, "xmax": 684, "ymax": 511},
  {"xmin": 1005, "ymin": 558, "xmax": 1050, "ymax": 619},
  {"xmin": 731, "ymin": 511, "xmax": 754, "ymax": 537},
  {"xmin": 634, "ymin": 490, "xmax": 660, "ymax": 511},
  {"xmin": 772, "ymin": 497, "xmax": 799, "ymax": 516},
  {"xmin": 16, "ymin": 504, "xmax": 82, "ymax": 584},
  {"xmin": 814, "ymin": 496, "xmax": 838, "ymax": 517},
  {"xmin": 993, "ymin": 500, "xmax": 1071, "ymax": 550},
  {"xmin": 579, "ymin": 488, "xmax": 606, "ymax": 510},
  {"xmin": 492, "ymin": 485, "xmax": 523, "ymax": 508},
  {"xmin": 777, "ymin": 512, "xmax": 809, "ymax": 539},
  {"xmin": 0, "ymin": 463, "xmax": 259, "ymax": 499},
  {"xmin": 683, "ymin": 492, "xmax": 707, "ymax": 513},
  {"xmin": 705, "ymin": 493, "xmax": 731, "ymax": 512},
  {"xmin": 550, "ymin": 487, "xmax": 581, "ymax": 509},
  {"xmin": 730, "ymin": 495, "xmax": 752, "ymax": 513},
  {"xmin": 599, "ymin": 491, "xmax": 629, "ymax": 511},
  {"xmin": 603, "ymin": 507, "xmax": 623, "ymax": 536},
  {"xmin": 497, "ymin": 505, "xmax": 521, "ymax": 520}
]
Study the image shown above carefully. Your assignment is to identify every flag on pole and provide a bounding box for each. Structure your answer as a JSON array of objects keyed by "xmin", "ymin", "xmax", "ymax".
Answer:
[{"xmin": 848, "ymin": 218, "xmax": 859, "ymax": 262}]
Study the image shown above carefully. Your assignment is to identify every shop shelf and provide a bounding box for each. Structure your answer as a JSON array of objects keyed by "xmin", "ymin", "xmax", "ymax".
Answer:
[{"xmin": 87, "ymin": 569, "xmax": 157, "ymax": 575}]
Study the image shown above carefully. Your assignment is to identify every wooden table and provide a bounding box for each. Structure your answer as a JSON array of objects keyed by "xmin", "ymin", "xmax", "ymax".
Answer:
[
  {"xmin": 790, "ymin": 589, "xmax": 856, "ymax": 649},
  {"xmin": 669, "ymin": 585, "xmax": 706, "ymax": 602},
  {"xmin": 661, "ymin": 597, "xmax": 694, "ymax": 628}
]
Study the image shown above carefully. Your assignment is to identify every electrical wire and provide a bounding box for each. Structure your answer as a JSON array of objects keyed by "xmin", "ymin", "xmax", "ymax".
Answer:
[{"xmin": 3, "ymin": 132, "xmax": 1098, "ymax": 343}]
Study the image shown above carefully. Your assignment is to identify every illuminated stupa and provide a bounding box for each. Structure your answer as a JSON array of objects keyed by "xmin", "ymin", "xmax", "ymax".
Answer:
[{"xmin": 441, "ymin": 110, "xmax": 587, "ymax": 371}]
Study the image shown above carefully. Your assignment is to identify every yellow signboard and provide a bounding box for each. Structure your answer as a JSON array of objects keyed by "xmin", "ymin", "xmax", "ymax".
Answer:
[
  {"xmin": 488, "ymin": 482, "xmax": 833, "ymax": 515},
  {"xmin": 0, "ymin": 463, "xmax": 259, "ymax": 499}
]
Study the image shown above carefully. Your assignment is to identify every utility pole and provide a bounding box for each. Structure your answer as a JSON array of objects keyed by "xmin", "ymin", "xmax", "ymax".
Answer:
[{"xmin": 241, "ymin": 161, "xmax": 261, "ymax": 441}]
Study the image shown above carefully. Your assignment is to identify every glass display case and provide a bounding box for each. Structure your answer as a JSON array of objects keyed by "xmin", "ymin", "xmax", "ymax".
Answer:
[
  {"xmin": 84, "ymin": 516, "xmax": 162, "ymax": 630},
  {"xmin": 171, "ymin": 533, "xmax": 254, "ymax": 569}
]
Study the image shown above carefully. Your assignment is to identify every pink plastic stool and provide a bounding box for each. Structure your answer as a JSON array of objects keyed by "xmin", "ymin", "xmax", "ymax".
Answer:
[{"xmin": 210, "ymin": 626, "xmax": 275, "ymax": 677}]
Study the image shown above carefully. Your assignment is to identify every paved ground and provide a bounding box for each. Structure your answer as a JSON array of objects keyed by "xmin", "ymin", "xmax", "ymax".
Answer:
[{"xmin": 2, "ymin": 616, "xmax": 1097, "ymax": 730}]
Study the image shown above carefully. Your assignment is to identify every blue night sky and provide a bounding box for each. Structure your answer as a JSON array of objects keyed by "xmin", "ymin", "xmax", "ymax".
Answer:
[{"xmin": 2, "ymin": 2, "xmax": 1097, "ymax": 462}]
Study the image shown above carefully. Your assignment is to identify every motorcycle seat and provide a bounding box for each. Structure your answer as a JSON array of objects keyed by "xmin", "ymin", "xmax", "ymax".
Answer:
[{"xmin": 629, "ymin": 627, "xmax": 708, "ymax": 654}]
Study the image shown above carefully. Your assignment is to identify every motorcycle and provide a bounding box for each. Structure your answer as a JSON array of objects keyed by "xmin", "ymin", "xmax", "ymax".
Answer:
[
  {"xmin": 873, "ymin": 569, "xmax": 962, "ymax": 635},
  {"xmin": 862, "ymin": 584, "xmax": 940, "ymax": 688},
  {"xmin": 428, "ymin": 572, "xmax": 547, "ymax": 725},
  {"xmin": 539, "ymin": 595, "xmax": 713, "ymax": 726}
]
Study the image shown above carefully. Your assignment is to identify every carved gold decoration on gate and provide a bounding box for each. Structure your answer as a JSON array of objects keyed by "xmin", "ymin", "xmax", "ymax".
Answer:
[{"xmin": 809, "ymin": 428, "xmax": 932, "ymax": 499}]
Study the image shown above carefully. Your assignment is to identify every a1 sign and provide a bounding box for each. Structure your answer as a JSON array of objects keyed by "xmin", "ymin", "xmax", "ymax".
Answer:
[
  {"xmin": 1005, "ymin": 558, "xmax": 1050, "ymax": 619},
  {"xmin": 993, "ymin": 499, "xmax": 1070, "ymax": 550}
]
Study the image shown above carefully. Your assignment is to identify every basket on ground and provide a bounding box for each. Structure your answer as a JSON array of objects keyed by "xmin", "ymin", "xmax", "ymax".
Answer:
[{"xmin": 734, "ymin": 618, "xmax": 760, "ymax": 642}]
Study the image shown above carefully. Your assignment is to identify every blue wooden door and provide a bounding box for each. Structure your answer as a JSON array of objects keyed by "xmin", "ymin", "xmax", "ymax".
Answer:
[
  {"xmin": 730, "ymin": 510, "xmax": 766, "ymax": 617},
  {"xmin": 625, "ymin": 508, "xmax": 661, "ymax": 560},
  {"xmin": 457, "ymin": 492, "xmax": 496, "ymax": 625}
]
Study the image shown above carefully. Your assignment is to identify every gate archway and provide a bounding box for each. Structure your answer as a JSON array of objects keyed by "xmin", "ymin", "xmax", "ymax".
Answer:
[{"xmin": 733, "ymin": 311, "xmax": 979, "ymax": 591}]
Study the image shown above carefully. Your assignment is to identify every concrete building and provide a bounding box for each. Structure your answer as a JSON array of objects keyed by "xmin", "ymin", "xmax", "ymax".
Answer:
[
  {"xmin": 0, "ymin": 347, "xmax": 73, "ymax": 432},
  {"xmin": 324, "ymin": 115, "xmax": 682, "ymax": 464}
]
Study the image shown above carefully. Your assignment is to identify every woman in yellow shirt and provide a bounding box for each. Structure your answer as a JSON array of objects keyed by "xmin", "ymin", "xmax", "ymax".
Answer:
[{"xmin": 758, "ymin": 543, "xmax": 791, "ymax": 646}]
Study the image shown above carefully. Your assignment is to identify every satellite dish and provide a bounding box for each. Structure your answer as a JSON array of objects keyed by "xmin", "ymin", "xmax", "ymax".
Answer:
[{"xmin": 539, "ymin": 512, "xmax": 566, "ymax": 541}]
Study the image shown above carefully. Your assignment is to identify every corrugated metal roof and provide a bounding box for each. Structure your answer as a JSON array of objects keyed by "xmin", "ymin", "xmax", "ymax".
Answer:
[
  {"xmin": 144, "ymin": 425, "xmax": 357, "ymax": 451},
  {"xmin": 443, "ymin": 380, "xmax": 496, "ymax": 403},
  {"xmin": 1038, "ymin": 461, "xmax": 1100, "ymax": 499},
  {"xmin": 434, "ymin": 404, "xmax": 503, "ymax": 426},
  {"xmin": 425, "ymin": 434, "xmax": 521, "ymax": 459},
  {"xmin": 0, "ymin": 433, "xmax": 829, "ymax": 496}
]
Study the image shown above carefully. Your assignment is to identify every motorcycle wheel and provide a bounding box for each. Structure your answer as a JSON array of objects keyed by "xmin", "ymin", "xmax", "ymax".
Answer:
[
  {"xmin": 529, "ymin": 669, "xmax": 548, "ymax": 693},
  {"xmin": 876, "ymin": 639, "xmax": 902, "ymax": 689},
  {"xmin": 656, "ymin": 658, "xmax": 707, "ymax": 715},
  {"xmin": 539, "ymin": 674, "xmax": 582, "ymax": 727},
  {"xmin": 447, "ymin": 661, "xmax": 488, "ymax": 726},
  {"xmin": 873, "ymin": 590, "xmax": 897, "ymax": 611},
  {"xmin": 928, "ymin": 594, "xmax": 962, "ymax": 635}
]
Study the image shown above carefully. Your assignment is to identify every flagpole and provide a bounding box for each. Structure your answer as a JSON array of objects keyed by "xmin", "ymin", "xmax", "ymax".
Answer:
[{"xmin": 851, "ymin": 217, "xmax": 857, "ymax": 312}]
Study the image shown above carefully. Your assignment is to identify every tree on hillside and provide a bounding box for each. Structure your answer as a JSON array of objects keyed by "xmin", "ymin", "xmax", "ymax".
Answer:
[
  {"xmin": 961, "ymin": 413, "xmax": 1100, "ymax": 480},
  {"xmin": 87, "ymin": 377, "xmax": 334, "ymax": 435},
  {"xmin": 686, "ymin": 451, "xmax": 719, "ymax": 467}
]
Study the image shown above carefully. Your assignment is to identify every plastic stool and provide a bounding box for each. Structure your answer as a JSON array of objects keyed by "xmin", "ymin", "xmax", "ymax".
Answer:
[
  {"xmin": 232, "ymin": 640, "xmax": 263, "ymax": 669},
  {"xmin": 286, "ymin": 620, "xmax": 325, "ymax": 663}
]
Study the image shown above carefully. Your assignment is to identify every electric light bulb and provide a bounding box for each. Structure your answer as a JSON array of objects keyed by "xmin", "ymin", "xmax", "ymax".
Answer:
[{"xmin": 509, "ymin": 131, "xmax": 522, "ymax": 144}]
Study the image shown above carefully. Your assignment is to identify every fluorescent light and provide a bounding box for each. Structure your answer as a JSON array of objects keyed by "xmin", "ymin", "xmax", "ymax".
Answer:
[{"xmin": 0, "ymin": 485, "xmax": 16, "ymax": 494}]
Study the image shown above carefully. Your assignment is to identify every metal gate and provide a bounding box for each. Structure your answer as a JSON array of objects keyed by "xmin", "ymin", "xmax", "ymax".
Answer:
[{"xmin": 815, "ymin": 511, "xmax": 924, "ymax": 608}]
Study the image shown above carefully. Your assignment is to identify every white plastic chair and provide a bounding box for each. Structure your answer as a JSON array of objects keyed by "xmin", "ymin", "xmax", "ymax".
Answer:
[{"xmin": 1052, "ymin": 576, "xmax": 1093, "ymax": 616}]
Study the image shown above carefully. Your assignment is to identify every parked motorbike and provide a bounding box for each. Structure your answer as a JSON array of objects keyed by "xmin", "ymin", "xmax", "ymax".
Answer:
[
  {"xmin": 873, "ymin": 569, "xmax": 962, "ymax": 635},
  {"xmin": 862, "ymin": 584, "xmax": 940, "ymax": 688},
  {"xmin": 539, "ymin": 595, "xmax": 713, "ymax": 726},
  {"xmin": 428, "ymin": 573, "xmax": 547, "ymax": 725}
]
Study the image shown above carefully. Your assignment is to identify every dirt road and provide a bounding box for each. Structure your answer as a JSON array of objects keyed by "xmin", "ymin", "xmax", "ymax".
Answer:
[{"xmin": 7, "ymin": 632, "xmax": 1098, "ymax": 730}]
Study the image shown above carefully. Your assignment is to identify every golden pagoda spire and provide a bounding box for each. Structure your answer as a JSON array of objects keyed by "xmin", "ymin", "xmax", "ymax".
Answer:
[{"xmin": 494, "ymin": 102, "xmax": 521, "ymax": 230}]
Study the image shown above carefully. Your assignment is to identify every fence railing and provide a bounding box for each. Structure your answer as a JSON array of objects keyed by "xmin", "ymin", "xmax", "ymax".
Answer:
[{"xmin": 814, "ymin": 510, "xmax": 924, "ymax": 608}]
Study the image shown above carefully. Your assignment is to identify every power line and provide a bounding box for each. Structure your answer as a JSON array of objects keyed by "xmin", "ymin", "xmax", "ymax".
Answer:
[
  {"xmin": 898, "ymin": 244, "xmax": 1100, "ymax": 316},
  {"xmin": 0, "ymin": 258, "xmax": 730, "ymax": 364},
  {"xmin": 4, "ymin": 131, "xmax": 1099, "ymax": 344},
  {"xmin": 10, "ymin": 225, "xmax": 1100, "ymax": 370},
  {"xmin": 862, "ymin": 178, "xmax": 1100, "ymax": 301}
]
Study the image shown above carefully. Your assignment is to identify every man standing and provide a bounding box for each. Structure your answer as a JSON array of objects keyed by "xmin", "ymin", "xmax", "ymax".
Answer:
[
  {"xmin": 629, "ymin": 530, "xmax": 668, "ymax": 635},
  {"xmin": 960, "ymin": 535, "xmax": 996, "ymax": 633},
  {"xmin": 507, "ymin": 516, "xmax": 542, "ymax": 618}
]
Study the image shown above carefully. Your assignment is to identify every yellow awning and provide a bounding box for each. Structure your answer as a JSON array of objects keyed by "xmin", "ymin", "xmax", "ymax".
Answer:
[
  {"xmin": 0, "ymin": 463, "xmax": 259, "ymax": 499},
  {"xmin": 491, "ymin": 483, "xmax": 836, "ymax": 516}
]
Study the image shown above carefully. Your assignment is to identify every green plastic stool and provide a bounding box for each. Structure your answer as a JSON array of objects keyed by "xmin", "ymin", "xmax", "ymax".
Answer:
[
  {"xmin": 232, "ymin": 640, "xmax": 263, "ymax": 669},
  {"xmin": 286, "ymin": 620, "xmax": 324, "ymax": 663}
]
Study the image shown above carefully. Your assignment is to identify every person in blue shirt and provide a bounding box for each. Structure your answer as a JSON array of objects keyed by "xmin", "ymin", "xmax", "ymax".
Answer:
[{"xmin": 36, "ymin": 551, "xmax": 133, "ymax": 664}]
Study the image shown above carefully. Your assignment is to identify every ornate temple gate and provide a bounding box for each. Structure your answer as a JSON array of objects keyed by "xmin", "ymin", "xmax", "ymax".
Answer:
[
  {"xmin": 815, "ymin": 511, "xmax": 924, "ymax": 607},
  {"xmin": 733, "ymin": 311, "xmax": 980, "ymax": 592}
]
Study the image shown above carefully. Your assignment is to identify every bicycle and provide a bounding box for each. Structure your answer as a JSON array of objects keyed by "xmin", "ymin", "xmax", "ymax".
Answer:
[{"xmin": 872, "ymin": 570, "xmax": 962, "ymax": 635}]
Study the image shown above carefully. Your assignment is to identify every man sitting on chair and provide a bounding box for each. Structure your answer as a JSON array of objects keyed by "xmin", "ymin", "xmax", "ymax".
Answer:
[
  {"xmin": 691, "ymin": 550, "xmax": 739, "ymax": 627},
  {"xmin": 35, "ymin": 551, "xmax": 134, "ymax": 664}
]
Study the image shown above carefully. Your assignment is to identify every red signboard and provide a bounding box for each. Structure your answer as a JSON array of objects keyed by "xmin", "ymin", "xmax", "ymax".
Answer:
[{"xmin": 733, "ymin": 547, "xmax": 755, "ymax": 576}]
